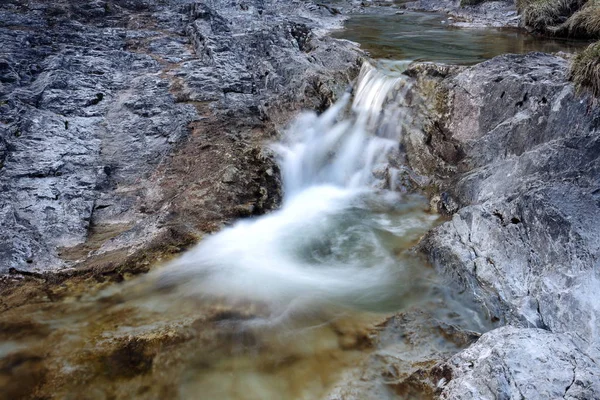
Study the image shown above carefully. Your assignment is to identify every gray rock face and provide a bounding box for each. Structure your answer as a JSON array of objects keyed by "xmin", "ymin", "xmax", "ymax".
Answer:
[
  {"xmin": 325, "ymin": 0, "xmax": 518, "ymax": 28},
  {"xmin": 401, "ymin": 0, "xmax": 519, "ymax": 28},
  {"xmin": 0, "ymin": 0, "xmax": 361, "ymax": 274},
  {"xmin": 404, "ymin": 53, "xmax": 600, "ymax": 396},
  {"xmin": 438, "ymin": 326, "xmax": 600, "ymax": 399}
]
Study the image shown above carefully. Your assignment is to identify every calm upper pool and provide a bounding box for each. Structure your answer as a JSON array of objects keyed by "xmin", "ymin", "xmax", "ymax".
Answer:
[{"xmin": 333, "ymin": 10, "xmax": 591, "ymax": 65}]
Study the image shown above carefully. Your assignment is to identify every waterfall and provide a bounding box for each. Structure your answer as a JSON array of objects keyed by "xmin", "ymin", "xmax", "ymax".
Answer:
[
  {"xmin": 274, "ymin": 60, "xmax": 416, "ymax": 195},
  {"xmin": 158, "ymin": 60, "xmax": 436, "ymax": 314}
]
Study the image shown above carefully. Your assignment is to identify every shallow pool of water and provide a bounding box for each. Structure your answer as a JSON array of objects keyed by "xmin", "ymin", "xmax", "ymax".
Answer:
[
  {"xmin": 0, "ymin": 61, "xmax": 491, "ymax": 400},
  {"xmin": 333, "ymin": 10, "xmax": 591, "ymax": 65}
]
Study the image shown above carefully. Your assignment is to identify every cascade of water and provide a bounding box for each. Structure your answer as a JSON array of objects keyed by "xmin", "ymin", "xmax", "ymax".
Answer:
[
  {"xmin": 273, "ymin": 60, "xmax": 415, "ymax": 195},
  {"xmin": 157, "ymin": 60, "xmax": 435, "ymax": 314}
]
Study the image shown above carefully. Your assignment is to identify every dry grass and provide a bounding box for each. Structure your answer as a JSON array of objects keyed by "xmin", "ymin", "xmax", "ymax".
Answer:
[
  {"xmin": 521, "ymin": 0, "xmax": 564, "ymax": 31},
  {"xmin": 569, "ymin": 41, "xmax": 600, "ymax": 96},
  {"xmin": 518, "ymin": 0, "xmax": 587, "ymax": 32},
  {"xmin": 563, "ymin": 1, "xmax": 600, "ymax": 37}
]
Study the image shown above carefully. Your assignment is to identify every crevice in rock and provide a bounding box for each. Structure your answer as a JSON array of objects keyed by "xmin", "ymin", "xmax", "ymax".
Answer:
[
  {"xmin": 564, "ymin": 360, "xmax": 577, "ymax": 397},
  {"xmin": 515, "ymin": 92, "xmax": 528, "ymax": 107},
  {"xmin": 535, "ymin": 299, "xmax": 550, "ymax": 331}
]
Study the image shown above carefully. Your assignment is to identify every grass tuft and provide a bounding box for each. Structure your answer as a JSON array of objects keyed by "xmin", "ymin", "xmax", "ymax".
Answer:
[
  {"xmin": 569, "ymin": 40, "xmax": 600, "ymax": 96},
  {"xmin": 517, "ymin": 0, "xmax": 588, "ymax": 33},
  {"xmin": 563, "ymin": 1, "xmax": 600, "ymax": 37}
]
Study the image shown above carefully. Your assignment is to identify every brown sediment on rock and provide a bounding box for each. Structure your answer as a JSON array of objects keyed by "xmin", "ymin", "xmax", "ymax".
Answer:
[
  {"xmin": 0, "ymin": 283, "xmax": 385, "ymax": 399},
  {"xmin": 0, "ymin": 319, "xmax": 51, "ymax": 341},
  {"xmin": 58, "ymin": 223, "xmax": 134, "ymax": 263},
  {"xmin": 0, "ymin": 351, "xmax": 47, "ymax": 400},
  {"xmin": 0, "ymin": 0, "xmax": 361, "ymax": 279}
]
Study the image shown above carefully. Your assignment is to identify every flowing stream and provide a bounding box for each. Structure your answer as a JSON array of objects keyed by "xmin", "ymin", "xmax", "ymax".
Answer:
[
  {"xmin": 158, "ymin": 61, "xmax": 435, "ymax": 315},
  {"xmin": 2, "ymin": 11, "xmax": 556, "ymax": 399},
  {"xmin": 0, "ymin": 60, "xmax": 488, "ymax": 400},
  {"xmin": 134, "ymin": 60, "xmax": 488, "ymax": 399}
]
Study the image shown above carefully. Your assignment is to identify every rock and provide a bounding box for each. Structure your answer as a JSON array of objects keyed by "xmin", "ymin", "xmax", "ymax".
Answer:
[
  {"xmin": 326, "ymin": 309, "xmax": 483, "ymax": 399},
  {"xmin": 403, "ymin": 52, "xmax": 600, "ymax": 394},
  {"xmin": 402, "ymin": 0, "xmax": 519, "ymax": 28},
  {"xmin": 435, "ymin": 326, "xmax": 600, "ymax": 399},
  {"xmin": 0, "ymin": 0, "xmax": 362, "ymax": 275},
  {"xmin": 221, "ymin": 166, "xmax": 238, "ymax": 184}
]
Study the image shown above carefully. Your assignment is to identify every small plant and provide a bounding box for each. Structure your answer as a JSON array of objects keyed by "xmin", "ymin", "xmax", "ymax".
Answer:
[
  {"xmin": 570, "ymin": 41, "xmax": 600, "ymax": 97},
  {"xmin": 563, "ymin": 0, "xmax": 600, "ymax": 38},
  {"xmin": 518, "ymin": 0, "xmax": 587, "ymax": 32}
]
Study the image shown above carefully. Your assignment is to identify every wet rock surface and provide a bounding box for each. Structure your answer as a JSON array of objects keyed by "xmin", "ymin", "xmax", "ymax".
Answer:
[
  {"xmin": 404, "ymin": 52, "xmax": 600, "ymax": 397},
  {"xmin": 327, "ymin": 0, "xmax": 519, "ymax": 28},
  {"xmin": 326, "ymin": 308, "xmax": 482, "ymax": 399},
  {"xmin": 2, "ymin": 1, "xmax": 600, "ymax": 399},
  {"xmin": 0, "ymin": 0, "xmax": 361, "ymax": 275},
  {"xmin": 437, "ymin": 326, "xmax": 600, "ymax": 399},
  {"xmin": 399, "ymin": 0, "xmax": 519, "ymax": 28}
]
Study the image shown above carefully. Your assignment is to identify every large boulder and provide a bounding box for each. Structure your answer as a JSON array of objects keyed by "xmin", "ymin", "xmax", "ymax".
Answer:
[
  {"xmin": 403, "ymin": 52, "xmax": 600, "ymax": 396},
  {"xmin": 404, "ymin": 326, "xmax": 600, "ymax": 399}
]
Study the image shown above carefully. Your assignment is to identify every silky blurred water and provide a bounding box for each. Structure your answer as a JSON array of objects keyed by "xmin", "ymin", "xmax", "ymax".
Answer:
[
  {"xmin": 159, "ymin": 62, "xmax": 438, "ymax": 316},
  {"xmin": 0, "ymin": 37, "xmax": 498, "ymax": 400}
]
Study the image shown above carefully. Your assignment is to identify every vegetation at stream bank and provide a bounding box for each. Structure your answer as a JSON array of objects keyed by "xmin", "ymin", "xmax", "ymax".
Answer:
[
  {"xmin": 564, "ymin": 1, "xmax": 600, "ymax": 37},
  {"xmin": 518, "ymin": 0, "xmax": 600, "ymax": 38},
  {"xmin": 517, "ymin": 0, "xmax": 583, "ymax": 31},
  {"xmin": 515, "ymin": 0, "xmax": 600, "ymax": 96},
  {"xmin": 570, "ymin": 40, "xmax": 600, "ymax": 96}
]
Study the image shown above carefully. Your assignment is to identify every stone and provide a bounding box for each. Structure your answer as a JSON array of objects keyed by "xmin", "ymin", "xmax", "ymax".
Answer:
[
  {"xmin": 0, "ymin": 0, "xmax": 362, "ymax": 275},
  {"xmin": 221, "ymin": 166, "xmax": 238, "ymax": 184},
  {"xmin": 436, "ymin": 326, "xmax": 600, "ymax": 399},
  {"xmin": 401, "ymin": 0, "xmax": 519, "ymax": 28},
  {"xmin": 402, "ymin": 53, "xmax": 600, "ymax": 395}
]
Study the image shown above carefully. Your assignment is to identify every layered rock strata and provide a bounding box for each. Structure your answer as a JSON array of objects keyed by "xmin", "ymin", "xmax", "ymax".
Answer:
[
  {"xmin": 402, "ymin": 53, "xmax": 600, "ymax": 398},
  {"xmin": 0, "ymin": 0, "xmax": 361, "ymax": 276}
]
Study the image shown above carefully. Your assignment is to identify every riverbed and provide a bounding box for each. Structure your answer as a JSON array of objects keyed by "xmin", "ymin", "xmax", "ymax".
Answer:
[{"xmin": 0, "ymin": 8, "xmax": 587, "ymax": 400}]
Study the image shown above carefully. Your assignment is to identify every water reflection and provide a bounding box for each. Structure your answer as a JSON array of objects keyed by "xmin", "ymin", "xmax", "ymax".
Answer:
[{"xmin": 333, "ymin": 11, "xmax": 591, "ymax": 65}]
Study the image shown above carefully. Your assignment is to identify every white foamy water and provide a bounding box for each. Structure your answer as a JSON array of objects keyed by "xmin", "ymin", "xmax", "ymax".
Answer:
[{"xmin": 158, "ymin": 61, "xmax": 436, "ymax": 314}]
